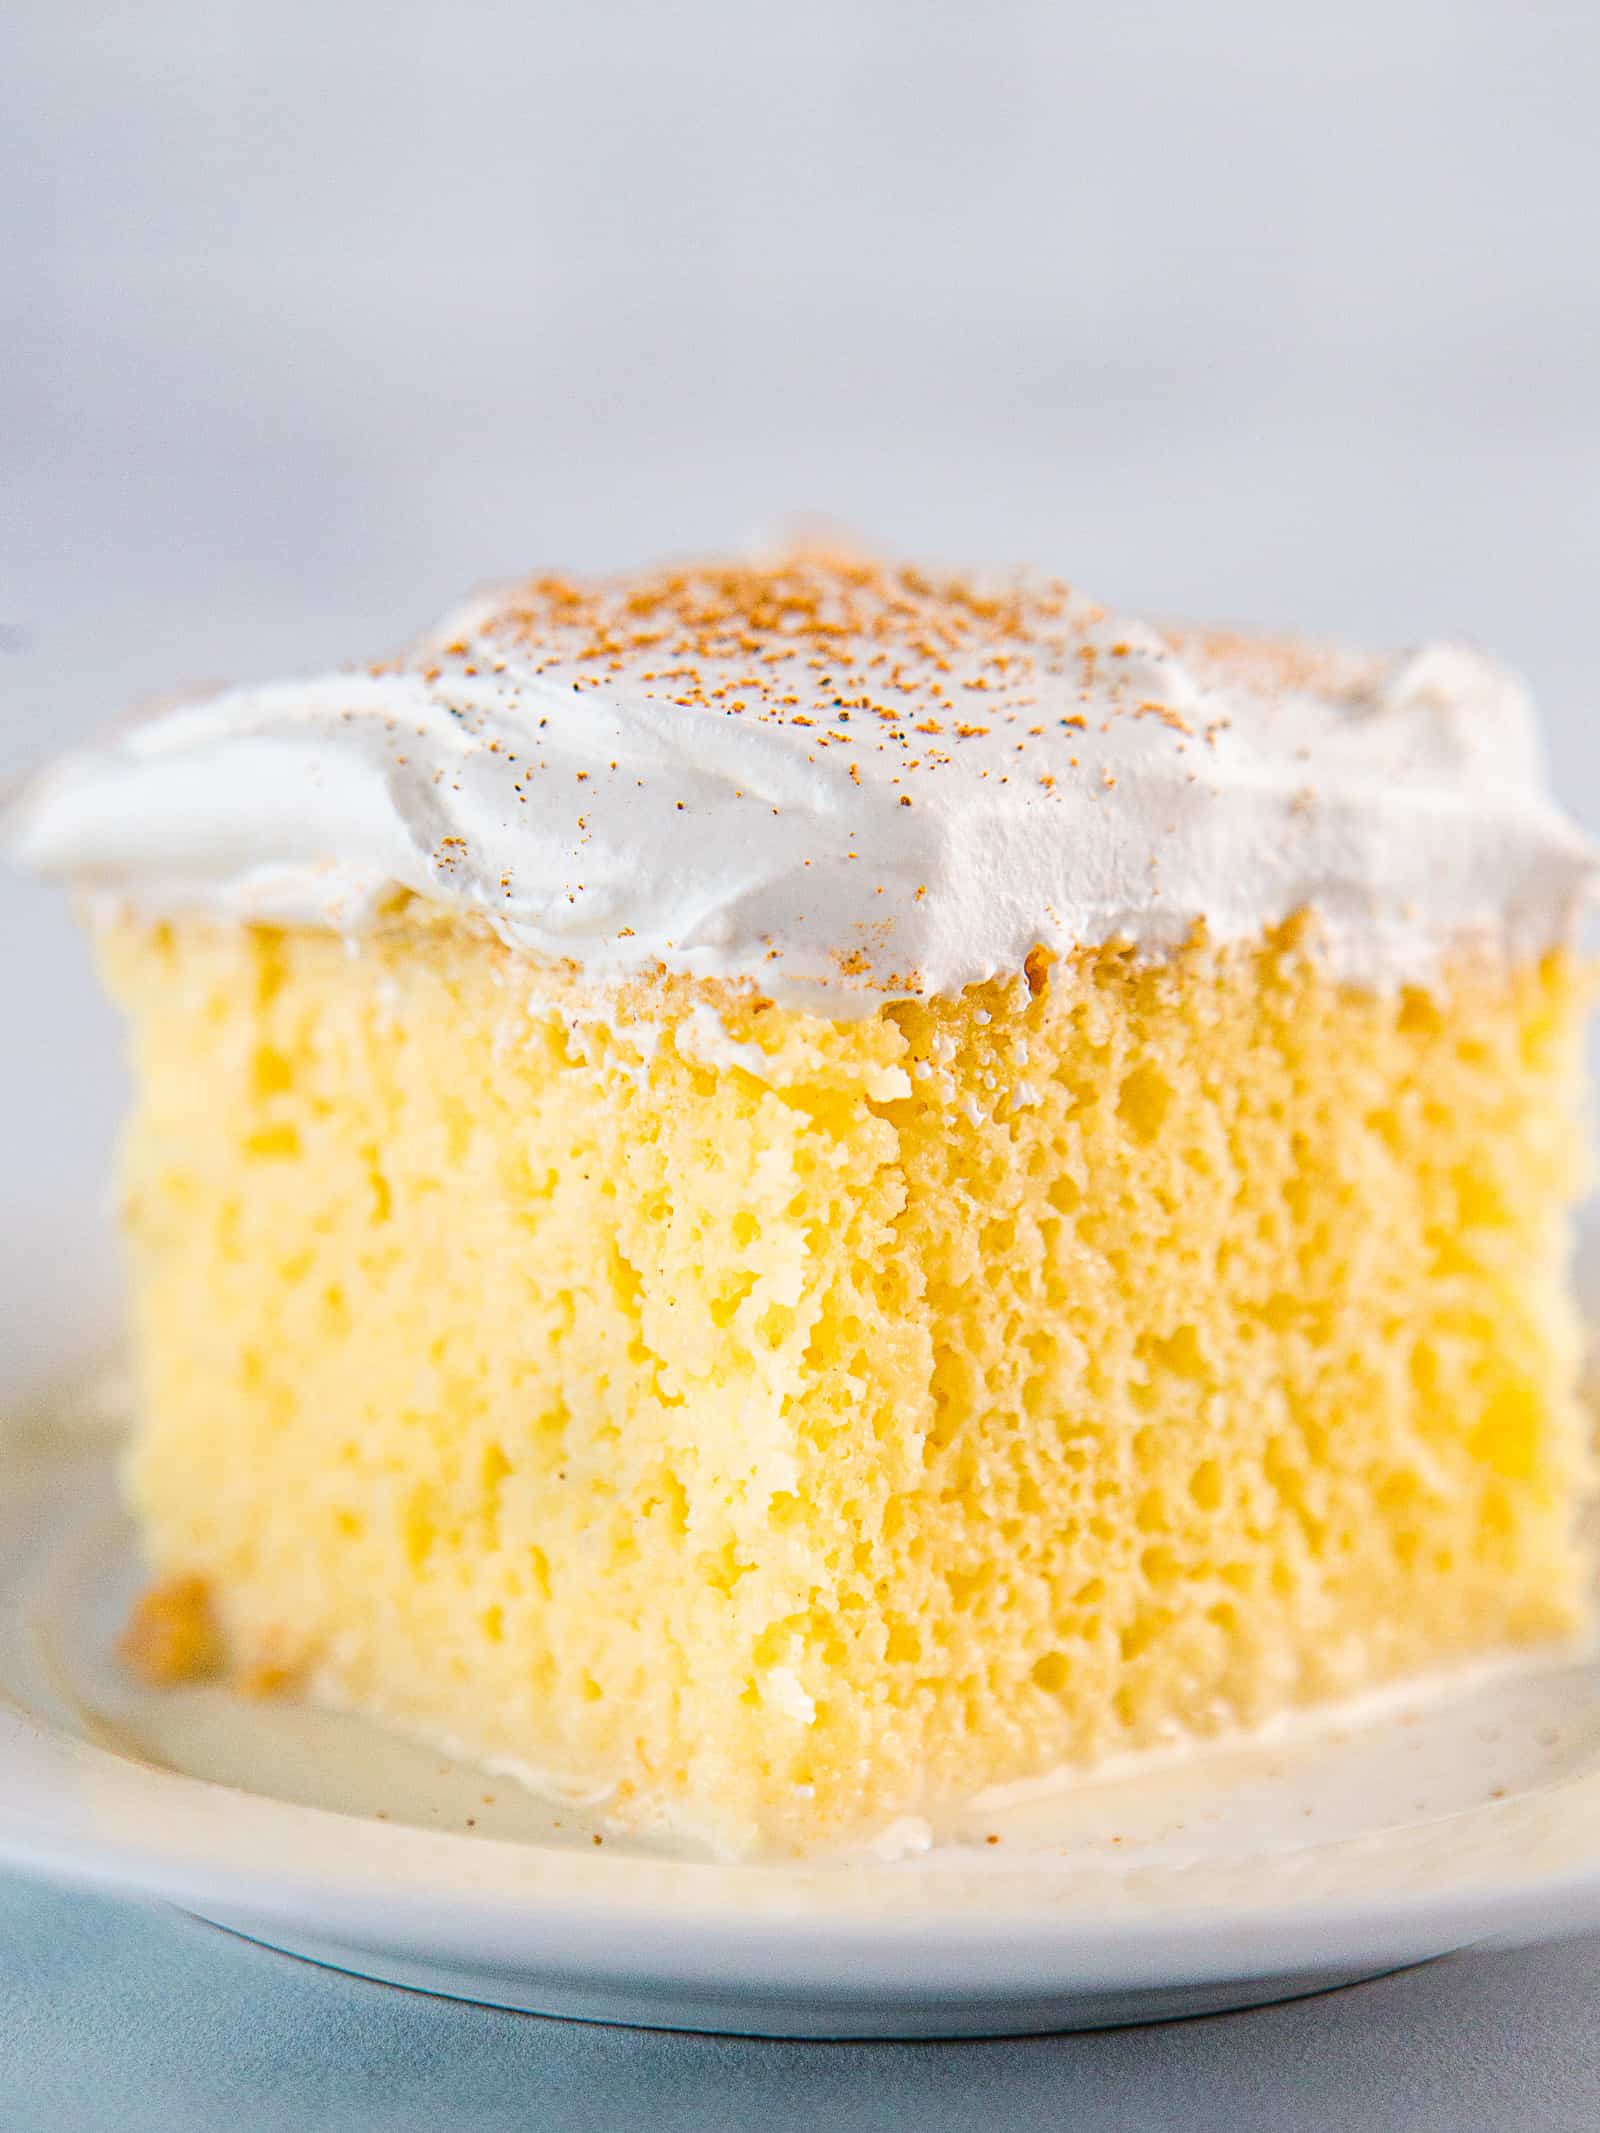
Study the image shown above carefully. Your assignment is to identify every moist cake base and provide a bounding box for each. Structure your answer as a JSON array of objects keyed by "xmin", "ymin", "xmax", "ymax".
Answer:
[{"xmin": 99, "ymin": 909, "xmax": 1592, "ymax": 1855}]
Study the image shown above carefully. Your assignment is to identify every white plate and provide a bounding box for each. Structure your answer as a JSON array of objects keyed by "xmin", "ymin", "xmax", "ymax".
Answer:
[{"xmin": 5, "ymin": 1403, "xmax": 1600, "ymax": 2037}]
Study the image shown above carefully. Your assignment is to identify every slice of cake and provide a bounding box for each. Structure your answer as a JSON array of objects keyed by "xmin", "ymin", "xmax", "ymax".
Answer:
[{"xmin": 10, "ymin": 555, "xmax": 1596, "ymax": 1856}]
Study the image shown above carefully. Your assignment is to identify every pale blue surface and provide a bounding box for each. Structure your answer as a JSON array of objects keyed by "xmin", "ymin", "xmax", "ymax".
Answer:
[{"xmin": 2, "ymin": 1871, "xmax": 1598, "ymax": 2133}]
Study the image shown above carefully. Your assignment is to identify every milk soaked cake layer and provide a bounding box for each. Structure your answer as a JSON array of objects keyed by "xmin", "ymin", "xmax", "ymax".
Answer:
[{"xmin": 98, "ymin": 914, "xmax": 1590, "ymax": 1853}]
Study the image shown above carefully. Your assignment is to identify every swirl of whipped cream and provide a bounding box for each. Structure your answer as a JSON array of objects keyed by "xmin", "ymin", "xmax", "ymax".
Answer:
[{"xmin": 8, "ymin": 557, "xmax": 1594, "ymax": 1012}]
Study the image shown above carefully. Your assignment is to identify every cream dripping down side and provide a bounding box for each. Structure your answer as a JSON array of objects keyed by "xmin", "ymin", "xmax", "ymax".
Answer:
[{"xmin": 9, "ymin": 556, "xmax": 1595, "ymax": 1013}]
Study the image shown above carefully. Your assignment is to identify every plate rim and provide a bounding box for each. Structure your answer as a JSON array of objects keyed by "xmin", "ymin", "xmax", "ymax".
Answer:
[
  {"xmin": 7, "ymin": 1692, "xmax": 1600, "ymax": 1986},
  {"xmin": 7, "ymin": 1433, "xmax": 1600, "ymax": 2013}
]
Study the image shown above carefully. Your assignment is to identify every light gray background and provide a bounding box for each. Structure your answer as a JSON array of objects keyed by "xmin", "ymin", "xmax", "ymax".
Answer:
[
  {"xmin": 3, "ymin": 2, "xmax": 1600, "ymax": 2123},
  {"xmin": 5, "ymin": 0, "xmax": 1600, "ymax": 1387}
]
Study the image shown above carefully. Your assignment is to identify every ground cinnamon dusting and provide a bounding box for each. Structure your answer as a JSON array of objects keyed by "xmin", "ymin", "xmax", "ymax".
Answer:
[
  {"xmin": 320, "ymin": 554, "xmax": 1363, "ymax": 1006},
  {"xmin": 401, "ymin": 557, "xmax": 1227, "ymax": 818}
]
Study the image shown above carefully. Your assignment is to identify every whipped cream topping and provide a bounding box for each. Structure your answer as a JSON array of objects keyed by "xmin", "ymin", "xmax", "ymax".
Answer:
[{"xmin": 9, "ymin": 556, "xmax": 1594, "ymax": 1013}]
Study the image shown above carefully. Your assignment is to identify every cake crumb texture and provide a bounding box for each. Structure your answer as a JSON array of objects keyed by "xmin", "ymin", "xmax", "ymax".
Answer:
[
  {"xmin": 118, "ymin": 1573, "xmax": 225, "ymax": 1687},
  {"xmin": 100, "ymin": 914, "xmax": 1592, "ymax": 1852}
]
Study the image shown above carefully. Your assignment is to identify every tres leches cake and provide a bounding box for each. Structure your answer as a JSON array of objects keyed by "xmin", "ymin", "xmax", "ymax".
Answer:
[{"xmin": 10, "ymin": 554, "xmax": 1597, "ymax": 1857}]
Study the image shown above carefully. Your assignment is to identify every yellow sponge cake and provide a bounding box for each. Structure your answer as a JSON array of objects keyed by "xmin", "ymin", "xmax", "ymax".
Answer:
[{"xmin": 12, "ymin": 556, "xmax": 1596, "ymax": 1854}]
